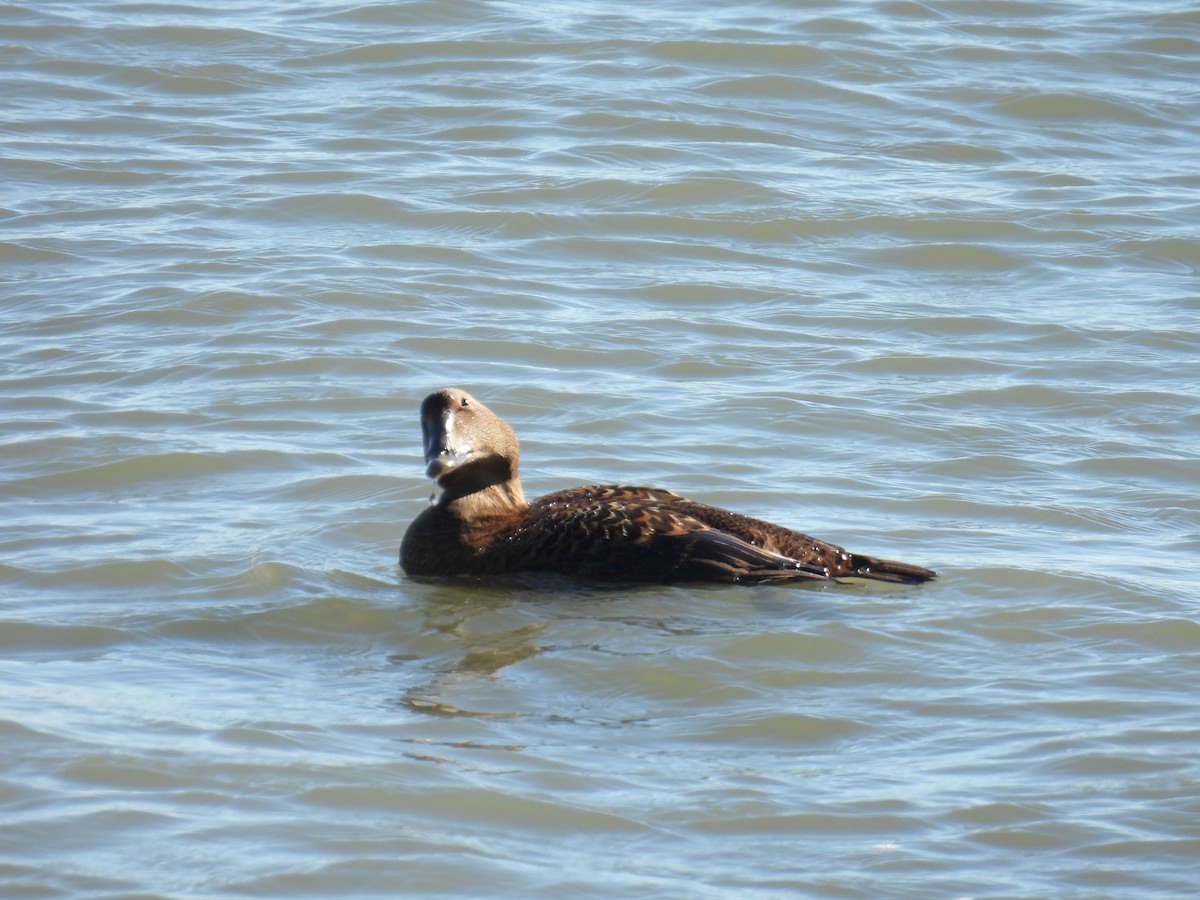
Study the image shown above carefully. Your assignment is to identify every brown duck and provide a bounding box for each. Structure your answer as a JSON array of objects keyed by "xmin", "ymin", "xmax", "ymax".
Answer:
[{"xmin": 400, "ymin": 389, "xmax": 936, "ymax": 586}]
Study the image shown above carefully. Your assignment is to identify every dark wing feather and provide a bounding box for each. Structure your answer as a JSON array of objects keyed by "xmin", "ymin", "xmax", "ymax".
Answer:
[
  {"xmin": 503, "ymin": 486, "xmax": 830, "ymax": 584},
  {"xmin": 675, "ymin": 498, "xmax": 936, "ymax": 584}
]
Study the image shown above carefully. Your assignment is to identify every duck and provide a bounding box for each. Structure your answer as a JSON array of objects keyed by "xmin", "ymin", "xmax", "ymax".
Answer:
[{"xmin": 399, "ymin": 388, "xmax": 936, "ymax": 586}]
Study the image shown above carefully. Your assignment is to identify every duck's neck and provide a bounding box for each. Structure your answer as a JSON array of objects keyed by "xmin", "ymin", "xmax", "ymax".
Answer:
[{"xmin": 438, "ymin": 477, "xmax": 527, "ymax": 520}]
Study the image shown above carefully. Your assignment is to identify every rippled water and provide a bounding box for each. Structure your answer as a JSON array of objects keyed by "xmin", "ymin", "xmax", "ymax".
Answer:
[{"xmin": 3, "ymin": 1, "xmax": 1199, "ymax": 896}]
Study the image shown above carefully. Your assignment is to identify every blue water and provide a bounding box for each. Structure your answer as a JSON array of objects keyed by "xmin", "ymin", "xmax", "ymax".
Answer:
[{"xmin": 2, "ymin": 1, "xmax": 1199, "ymax": 896}]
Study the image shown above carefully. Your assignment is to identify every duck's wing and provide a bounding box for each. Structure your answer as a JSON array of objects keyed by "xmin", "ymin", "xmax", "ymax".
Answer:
[
  {"xmin": 509, "ymin": 486, "xmax": 831, "ymax": 584},
  {"xmin": 674, "ymin": 498, "xmax": 937, "ymax": 585}
]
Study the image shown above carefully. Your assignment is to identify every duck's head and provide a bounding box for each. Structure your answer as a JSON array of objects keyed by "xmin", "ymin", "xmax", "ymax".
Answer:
[{"xmin": 418, "ymin": 388, "xmax": 521, "ymax": 503}]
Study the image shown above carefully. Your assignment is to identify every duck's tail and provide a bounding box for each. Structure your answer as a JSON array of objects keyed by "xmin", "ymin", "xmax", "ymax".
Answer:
[{"xmin": 843, "ymin": 553, "xmax": 937, "ymax": 585}]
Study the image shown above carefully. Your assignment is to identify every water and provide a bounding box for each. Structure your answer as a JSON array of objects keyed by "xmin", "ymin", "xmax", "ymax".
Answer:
[{"xmin": 2, "ymin": 0, "xmax": 1199, "ymax": 896}]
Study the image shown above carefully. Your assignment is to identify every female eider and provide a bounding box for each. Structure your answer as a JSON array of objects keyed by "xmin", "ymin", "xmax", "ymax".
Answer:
[{"xmin": 399, "ymin": 388, "xmax": 936, "ymax": 585}]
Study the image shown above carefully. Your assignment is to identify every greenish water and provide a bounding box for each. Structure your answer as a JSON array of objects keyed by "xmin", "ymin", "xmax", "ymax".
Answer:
[{"xmin": 2, "ymin": 1, "xmax": 1198, "ymax": 897}]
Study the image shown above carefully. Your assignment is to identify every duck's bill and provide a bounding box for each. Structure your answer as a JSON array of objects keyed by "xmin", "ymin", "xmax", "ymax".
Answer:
[{"xmin": 425, "ymin": 450, "xmax": 473, "ymax": 480}]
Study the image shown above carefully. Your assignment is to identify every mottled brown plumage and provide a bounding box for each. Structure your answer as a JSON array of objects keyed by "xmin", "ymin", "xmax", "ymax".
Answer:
[{"xmin": 399, "ymin": 389, "xmax": 936, "ymax": 586}]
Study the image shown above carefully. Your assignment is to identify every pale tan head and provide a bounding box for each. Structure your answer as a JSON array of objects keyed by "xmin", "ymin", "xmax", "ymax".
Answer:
[{"xmin": 418, "ymin": 388, "xmax": 521, "ymax": 504}]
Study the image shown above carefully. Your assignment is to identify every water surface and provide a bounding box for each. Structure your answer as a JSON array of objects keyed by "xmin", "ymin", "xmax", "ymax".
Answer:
[{"xmin": 2, "ymin": 1, "xmax": 1199, "ymax": 897}]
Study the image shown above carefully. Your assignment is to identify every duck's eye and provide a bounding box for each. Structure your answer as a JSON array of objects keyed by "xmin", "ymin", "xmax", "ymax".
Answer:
[{"xmin": 460, "ymin": 397, "xmax": 470, "ymax": 408}]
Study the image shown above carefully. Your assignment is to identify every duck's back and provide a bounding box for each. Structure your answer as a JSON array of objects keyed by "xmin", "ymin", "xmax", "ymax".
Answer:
[
  {"xmin": 501, "ymin": 485, "xmax": 934, "ymax": 585},
  {"xmin": 502, "ymin": 485, "xmax": 831, "ymax": 584}
]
